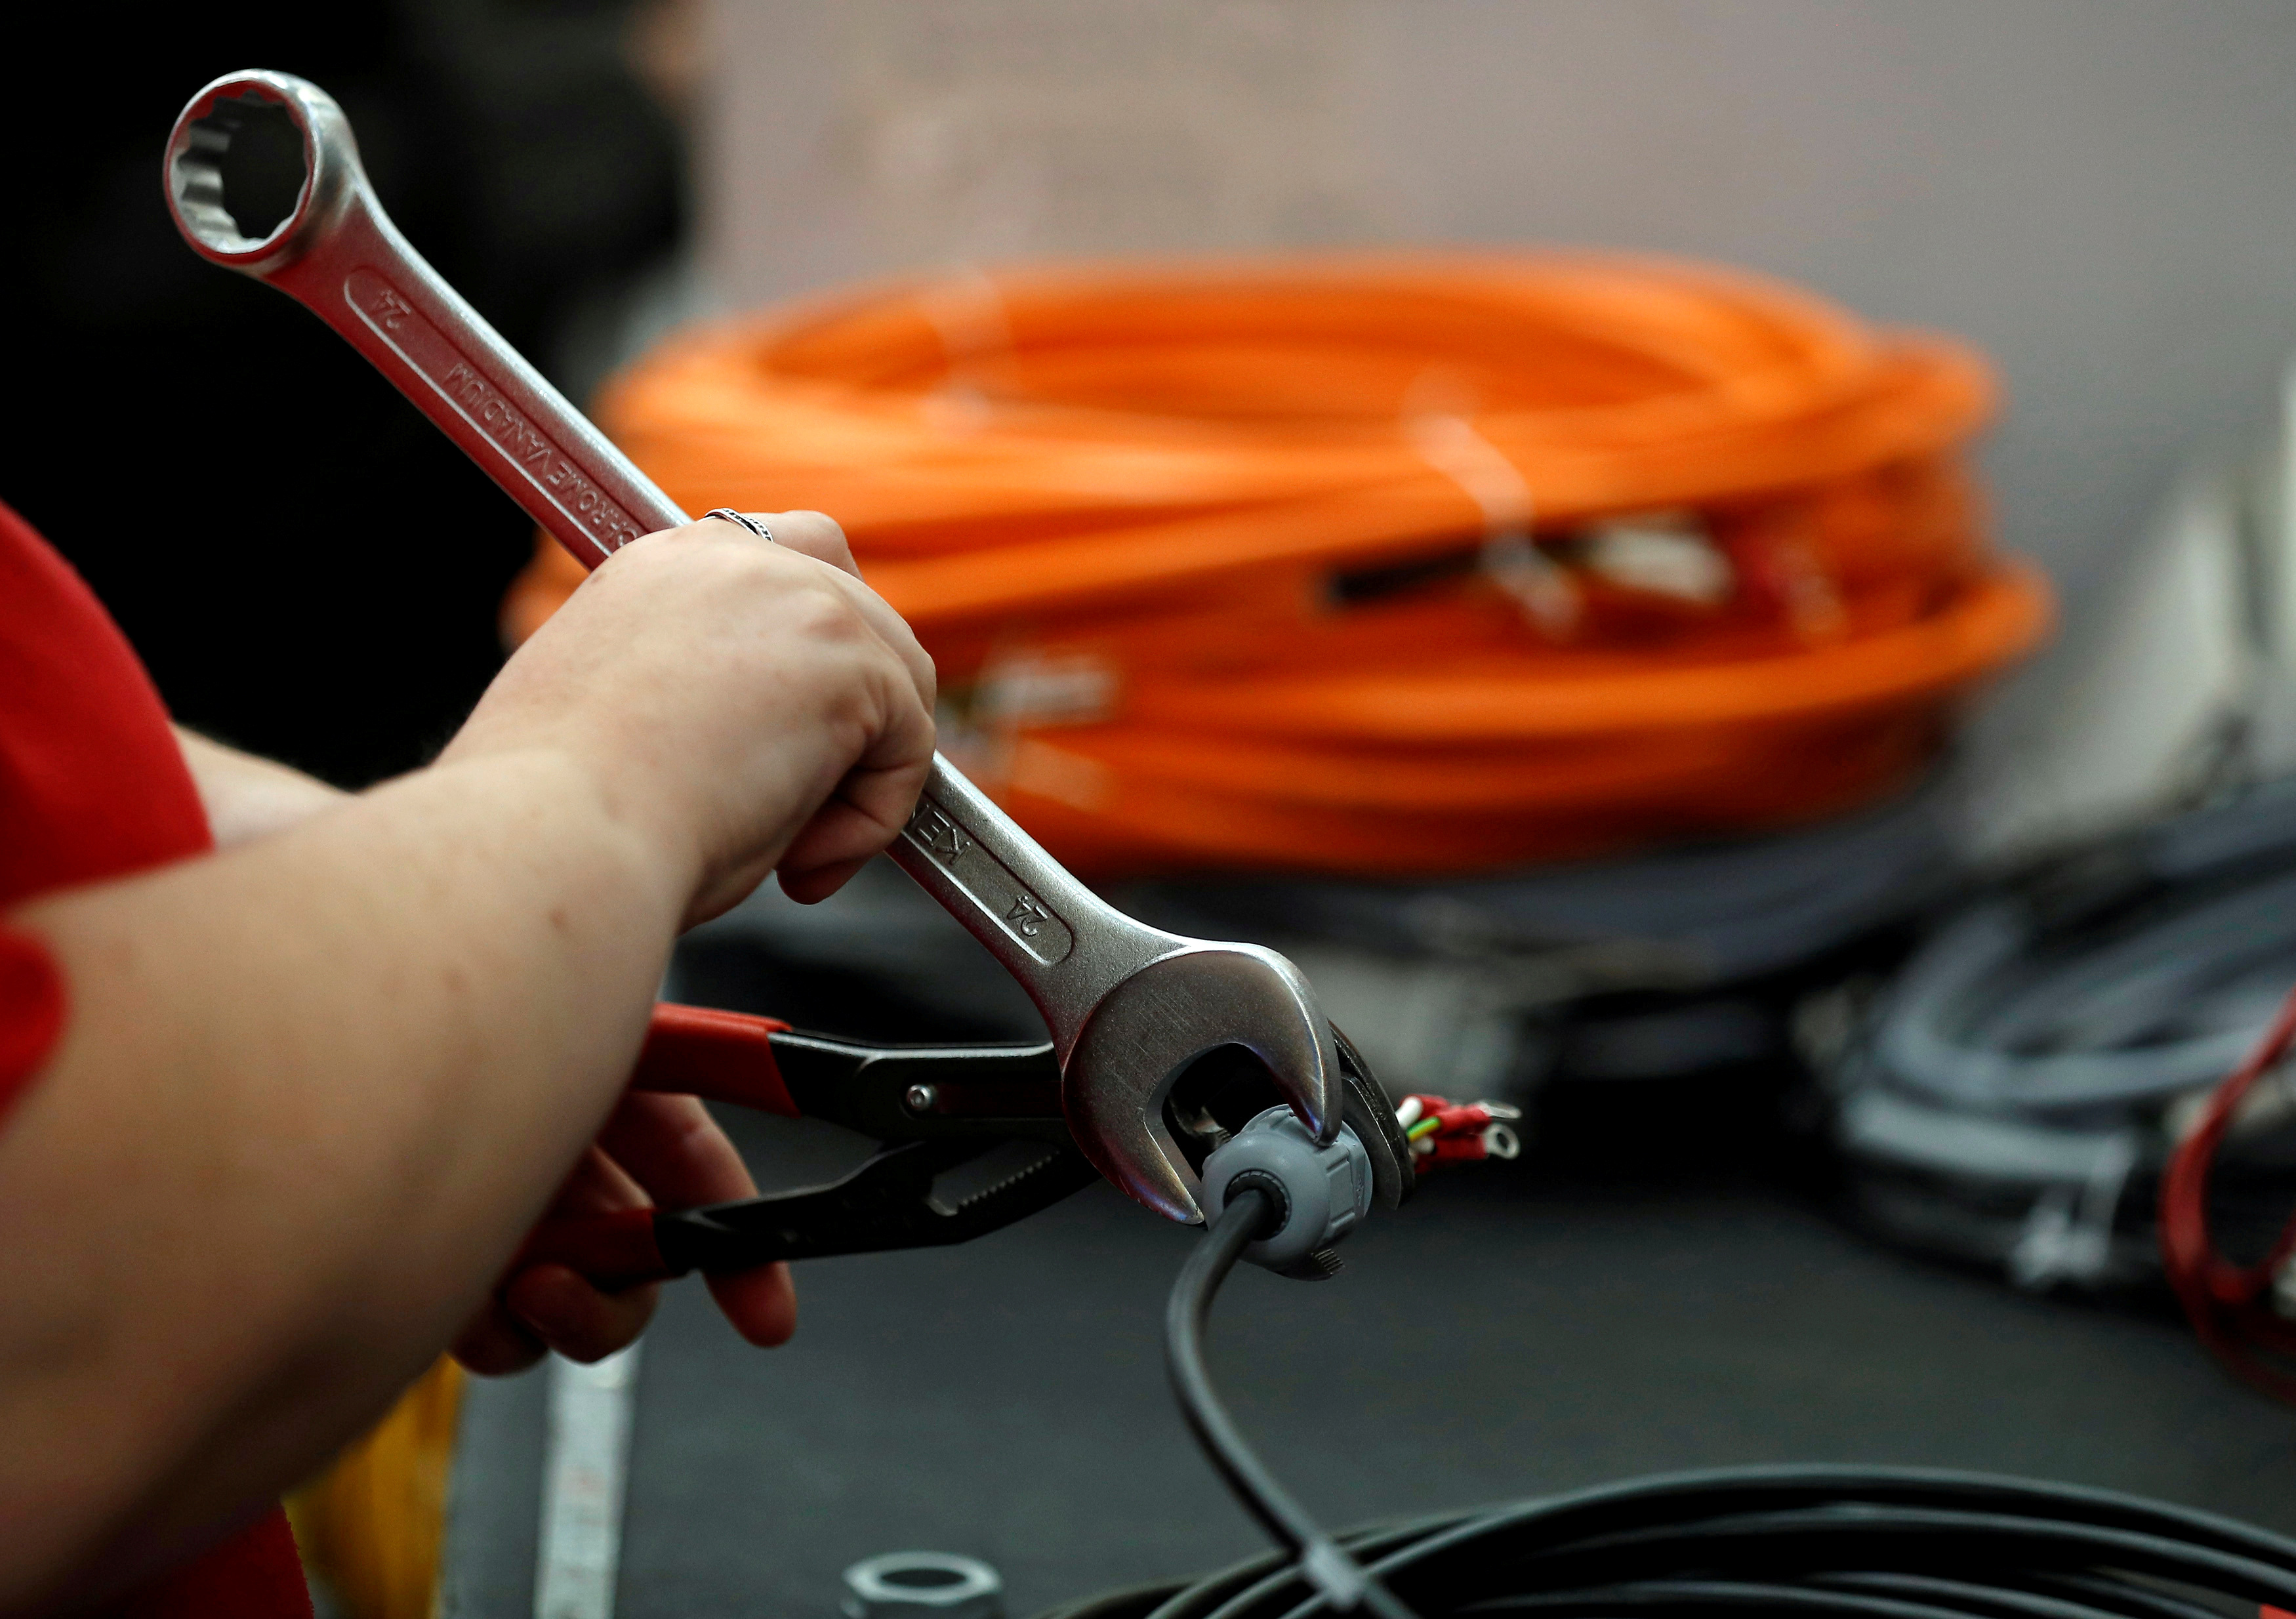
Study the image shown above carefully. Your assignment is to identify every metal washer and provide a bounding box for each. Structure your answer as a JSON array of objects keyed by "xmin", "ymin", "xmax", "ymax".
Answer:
[{"xmin": 841, "ymin": 1551, "xmax": 1004, "ymax": 1619}]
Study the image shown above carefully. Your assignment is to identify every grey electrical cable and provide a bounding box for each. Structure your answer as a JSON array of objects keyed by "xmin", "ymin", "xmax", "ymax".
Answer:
[
  {"xmin": 1130, "ymin": 772, "xmax": 1961, "ymax": 983},
  {"xmin": 1826, "ymin": 776, "xmax": 2296, "ymax": 1290},
  {"xmin": 1866, "ymin": 777, "xmax": 2296, "ymax": 1112}
]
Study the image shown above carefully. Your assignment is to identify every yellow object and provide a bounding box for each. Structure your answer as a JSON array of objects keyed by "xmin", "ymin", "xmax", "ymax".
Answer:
[{"xmin": 287, "ymin": 1358, "xmax": 465, "ymax": 1619}]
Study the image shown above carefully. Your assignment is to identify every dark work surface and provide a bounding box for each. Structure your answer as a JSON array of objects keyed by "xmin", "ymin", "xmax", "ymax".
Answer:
[
  {"xmin": 442, "ymin": 1102, "xmax": 2296, "ymax": 1619},
  {"xmin": 440, "ymin": 1354, "xmax": 546, "ymax": 1619}
]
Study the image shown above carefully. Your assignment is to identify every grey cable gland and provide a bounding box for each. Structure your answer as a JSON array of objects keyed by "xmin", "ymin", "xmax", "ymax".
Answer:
[{"xmin": 1199, "ymin": 1107, "xmax": 1374, "ymax": 1271}]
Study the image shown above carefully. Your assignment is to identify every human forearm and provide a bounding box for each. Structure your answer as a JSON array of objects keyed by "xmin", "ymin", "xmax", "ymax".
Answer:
[
  {"xmin": 172, "ymin": 726, "xmax": 348, "ymax": 847},
  {"xmin": 0, "ymin": 746, "xmax": 685, "ymax": 1606},
  {"xmin": 0, "ymin": 510, "xmax": 933, "ymax": 1609}
]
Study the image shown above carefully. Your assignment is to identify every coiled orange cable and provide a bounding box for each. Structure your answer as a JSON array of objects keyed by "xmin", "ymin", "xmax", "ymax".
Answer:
[{"xmin": 506, "ymin": 253, "xmax": 2050, "ymax": 876}]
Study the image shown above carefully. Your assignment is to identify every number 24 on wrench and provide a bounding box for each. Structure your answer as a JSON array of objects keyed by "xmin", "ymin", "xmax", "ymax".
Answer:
[{"xmin": 163, "ymin": 70, "xmax": 1340, "ymax": 1223}]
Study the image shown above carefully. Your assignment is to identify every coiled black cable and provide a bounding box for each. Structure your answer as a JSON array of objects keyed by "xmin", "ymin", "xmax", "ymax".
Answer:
[
  {"xmin": 1043, "ymin": 1460, "xmax": 2296, "ymax": 1619},
  {"xmin": 1122, "ymin": 1194, "xmax": 2296, "ymax": 1619}
]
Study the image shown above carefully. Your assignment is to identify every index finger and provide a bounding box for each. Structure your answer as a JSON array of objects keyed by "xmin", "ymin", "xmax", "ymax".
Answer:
[
  {"xmin": 744, "ymin": 509, "xmax": 861, "ymax": 578},
  {"xmin": 731, "ymin": 510, "xmax": 935, "ymax": 703}
]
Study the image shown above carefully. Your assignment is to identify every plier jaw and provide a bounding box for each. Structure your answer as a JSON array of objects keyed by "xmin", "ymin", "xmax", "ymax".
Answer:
[{"xmin": 655, "ymin": 1139, "xmax": 1103, "ymax": 1271}]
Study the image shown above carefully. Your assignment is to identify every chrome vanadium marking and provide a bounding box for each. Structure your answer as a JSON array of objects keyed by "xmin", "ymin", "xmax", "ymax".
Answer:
[
  {"xmin": 899, "ymin": 797, "xmax": 1076, "ymax": 966},
  {"xmin": 342, "ymin": 269, "xmax": 639, "ymax": 559}
]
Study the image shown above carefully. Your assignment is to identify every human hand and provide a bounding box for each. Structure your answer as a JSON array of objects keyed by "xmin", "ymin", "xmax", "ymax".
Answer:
[
  {"xmin": 451, "ymin": 1089, "xmax": 794, "ymax": 1371},
  {"xmin": 443, "ymin": 510, "xmax": 936, "ymax": 923}
]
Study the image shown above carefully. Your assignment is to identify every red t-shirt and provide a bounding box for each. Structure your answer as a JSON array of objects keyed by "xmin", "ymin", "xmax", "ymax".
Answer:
[{"xmin": 0, "ymin": 500, "xmax": 312, "ymax": 1616}]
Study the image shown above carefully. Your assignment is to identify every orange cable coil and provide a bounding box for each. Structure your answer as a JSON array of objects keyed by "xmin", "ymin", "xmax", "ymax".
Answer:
[{"xmin": 506, "ymin": 252, "xmax": 2051, "ymax": 876}]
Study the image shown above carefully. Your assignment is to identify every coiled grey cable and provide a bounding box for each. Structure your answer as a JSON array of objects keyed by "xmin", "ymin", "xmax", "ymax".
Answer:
[{"xmin": 1827, "ymin": 777, "xmax": 2296, "ymax": 1290}]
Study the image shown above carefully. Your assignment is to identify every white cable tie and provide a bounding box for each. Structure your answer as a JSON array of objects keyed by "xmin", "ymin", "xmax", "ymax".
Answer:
[
  {"xmin": 918, "ymin": 263, "xmax": 1015, "ymax": 431},
  {"xmin": 1410, "ymin": 413, "xmax": 1532, "ymax": 531},
  {"xmin": 920, "ymin": 262, "xmax": 1015, "ymax": 365},
  {"xmin": 1483, "ymin": 532, "xmax": 1580, "ymax": 638},
  {"xmin": 1409, "ymin": 413, "xmax": 1576, "ymax": 637},
  {"xmin": 1299, "ymin": 1537, "xmax": 1368, "ymax": 1610}
]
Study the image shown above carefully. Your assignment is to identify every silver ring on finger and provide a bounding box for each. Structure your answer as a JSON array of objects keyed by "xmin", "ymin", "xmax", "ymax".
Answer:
[{"xmin": 703, "ymin": 508, "xmax": 776, "ymax": 544}]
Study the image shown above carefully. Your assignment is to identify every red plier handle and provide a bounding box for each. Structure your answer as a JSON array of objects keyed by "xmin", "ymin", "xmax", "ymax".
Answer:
[
  {"xmin": 511, "ymin": 1003, "xmax": 1081, "ymax": 1290},
  {"xmin": 622, "ymin": 1000, "xmax": 799, "ymax": 1110}
]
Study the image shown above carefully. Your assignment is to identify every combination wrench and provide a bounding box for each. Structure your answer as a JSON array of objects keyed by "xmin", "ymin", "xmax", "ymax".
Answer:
[{"xmin": 163, "ymin": 70, "xmax": 1339, "ymax": 1223}]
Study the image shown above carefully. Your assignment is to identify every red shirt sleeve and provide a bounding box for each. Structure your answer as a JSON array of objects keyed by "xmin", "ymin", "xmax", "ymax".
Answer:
[
  {"xmin": 0, "ymin": 501, "xmax": 310, "ymax": 1617},
  {"xmin": 0, "ymin": 500, "xmax": 210, "ymax": 909},
  {"xmin": 0, "ymin": 927, "xmax": 64, "ymax": 1129},
  {"xmin": 87, "ymin": 1507, "xmax": 315, "ymax": 1619},
  {"xmin": 0, "ymin": 494, "xmax": 208, "ymax": 1120}
]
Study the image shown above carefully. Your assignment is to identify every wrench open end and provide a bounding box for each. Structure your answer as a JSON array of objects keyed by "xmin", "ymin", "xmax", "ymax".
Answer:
[
  {"xmin": 166, "ymin": 72, "xmax": 341, "ymax": 270},
  {"xmin": 1063, "ymin": 943, "xmax": 1340, "ymax": 1223}
]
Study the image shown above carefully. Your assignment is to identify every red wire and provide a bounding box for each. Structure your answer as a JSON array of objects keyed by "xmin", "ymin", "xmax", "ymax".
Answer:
[{"xmin": 2159, "ymin": 977, "xmax": 2296, "ymax": 1401}]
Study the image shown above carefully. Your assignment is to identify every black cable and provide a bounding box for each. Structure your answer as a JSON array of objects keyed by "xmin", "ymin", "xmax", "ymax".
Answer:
[
  {"xmin": 1033, "ymin": 1465, "xmax": 2296, "ymax": 1619},
  {"xmin": 1130, "ymin": 1204, "xmax": 2296, "ymax": 1619},
  {"xmin": 1165, "ymin": 1189, "xmax": 1418, "ymax": 1619}
]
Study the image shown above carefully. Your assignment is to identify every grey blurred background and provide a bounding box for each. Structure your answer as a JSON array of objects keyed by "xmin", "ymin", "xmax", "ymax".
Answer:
[
  {"xmin": 436, "ymin": 8, "xmax": 2296, "ymax": 1618},
  {"xmin": 699, "ymin": 0, "xmax": 2296, "ymax": 754}
]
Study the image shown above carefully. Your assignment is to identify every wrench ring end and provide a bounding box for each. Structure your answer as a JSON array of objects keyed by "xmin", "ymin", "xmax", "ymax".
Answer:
[{"xmin": 165, "ymin": 70, "xmax": 346, "ymax": 274}]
